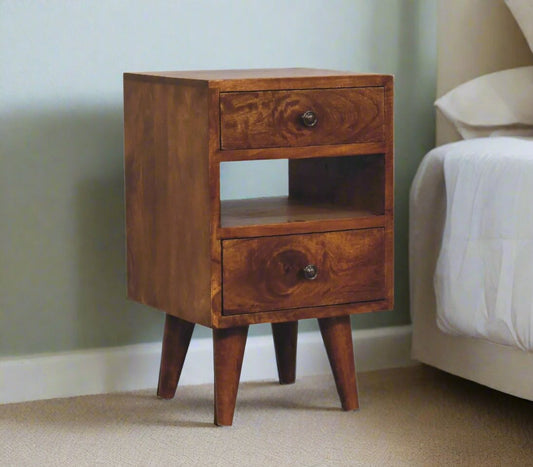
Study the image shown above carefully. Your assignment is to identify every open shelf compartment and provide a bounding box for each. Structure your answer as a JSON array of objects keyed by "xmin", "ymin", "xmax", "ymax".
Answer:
[{"xmin": 219, "ymin": 154, "xmax": 385, "ymax": 234}]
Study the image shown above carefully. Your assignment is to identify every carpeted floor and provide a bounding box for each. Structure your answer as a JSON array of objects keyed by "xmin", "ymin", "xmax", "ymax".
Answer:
[{"xmin": 1, "ymin": 365, "xmax": 533, "ymax": 466}]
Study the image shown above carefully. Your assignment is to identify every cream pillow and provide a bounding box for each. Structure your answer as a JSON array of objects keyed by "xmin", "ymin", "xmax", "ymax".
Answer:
[
  {"xmin": 506, "ymin": 0, "xmax": 533, "ymax": 53},
  {"xmin": 435, "ymin": 66, "xmax": 533, "ymax": 139}
]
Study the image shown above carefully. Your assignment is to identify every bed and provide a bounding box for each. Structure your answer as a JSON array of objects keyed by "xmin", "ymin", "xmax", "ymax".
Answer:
[{"xmin": 410, "ymin": 0, "xmax": 533, "ymax": 400}]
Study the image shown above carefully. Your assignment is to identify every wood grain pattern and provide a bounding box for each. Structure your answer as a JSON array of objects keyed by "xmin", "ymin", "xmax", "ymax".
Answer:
[
  {"xmin": 289, "ymin": 154, "xmax": 385, "ymax": 214},
  {"xmin": 220, "ymin": 88, "xmax": 384, "ymax": 150},
  {"xmin": 318, "ymin": 315, "xmax": 359, "ymax": 410},
  {"xmin": 271, "ymin": 321, "xmax": 298, "ymax": 384},
  {"xmin": 221, "ymin": 196, "xmax": 379, "ymax": 228},
  {"xmin": 214, "ymin": 300, "xmax": 389, "ymax": 328},
  {"xmin": 125, "ymin": 68, "xmax": 390, "ymax": 92},
  {"xmin": 124, "ymin": 69, "xmax": 394, "ymax": 425},
  {"xmin": 215, "ymin": 141, "xmax": 386, "ymax": 162},
  {"xmin": 157, "ymin": 315, "xmax": 195, "ymax": 399},
  {"xmin": 213, "ymin": 326, "xmax": 249, "ymax": 426},
  {"xmin": 124, "ymin": 71, "xmax": 394, "ymax": 329},
  {"xmin": 208, "ymin": 87, "xmax": 223, "ymax": 324},
  {"xmin": 383, "ymin": 78, "xmax": 395, "ymax": 310},
  {"xmin": 219, "ymin": 213, "xmax": 386, "ymax": 240},
  {"xmin": 214, "ymin": 74, "xmax": 388, "ymax": 92},
  {"xmin": 124, "ymin": 77, "xmax": 212, "ymax": 326},
  {"xmin": 222, "ymin": 229, "xmax": 386, "ymax": 315}
]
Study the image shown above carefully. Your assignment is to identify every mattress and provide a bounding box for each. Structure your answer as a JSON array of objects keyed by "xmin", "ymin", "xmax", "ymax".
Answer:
[{"xmin": 411, "ymin": 136, "xmax": 533, "ymax": 351}]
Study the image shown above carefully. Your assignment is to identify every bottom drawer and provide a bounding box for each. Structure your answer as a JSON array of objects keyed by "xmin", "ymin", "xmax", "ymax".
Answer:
[{"xmin": 222, "ymin": 229, "xmax": 385, "ymax": 315}]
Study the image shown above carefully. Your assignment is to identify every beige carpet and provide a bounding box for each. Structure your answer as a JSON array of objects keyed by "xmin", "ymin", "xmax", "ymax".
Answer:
[{"xmin": 2, "ymin": 365, "xmax": 533, "ymax": 466}]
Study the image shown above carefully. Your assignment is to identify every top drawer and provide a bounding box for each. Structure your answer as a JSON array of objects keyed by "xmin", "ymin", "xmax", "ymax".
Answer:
[{"xmin": 219, "ymin": 87, "xmax": 385, "ymax": 150}]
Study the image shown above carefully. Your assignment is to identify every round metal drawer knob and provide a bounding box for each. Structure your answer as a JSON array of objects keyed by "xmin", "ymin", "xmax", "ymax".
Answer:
[
  {"xmin": 301, "ymin": 110, "xmax": 318, "ymax": 127},
  {"xmin": 303, "ymin": 264, "xmax": 318, "ymax": 280}
]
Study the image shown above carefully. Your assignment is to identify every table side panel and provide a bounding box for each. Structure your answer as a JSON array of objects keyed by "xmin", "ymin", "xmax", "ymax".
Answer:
[{"xmin": 124, "ymin": 78, "xmax": 212, "ymax": 326}]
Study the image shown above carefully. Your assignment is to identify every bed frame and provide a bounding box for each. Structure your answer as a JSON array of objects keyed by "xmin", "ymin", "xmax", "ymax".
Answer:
[{"xmin": 410, "ymin": 0, "xmax": 533, "ymax": 400}]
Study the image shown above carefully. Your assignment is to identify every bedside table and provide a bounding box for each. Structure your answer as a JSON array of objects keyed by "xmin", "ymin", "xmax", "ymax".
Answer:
[{"xmin": 123, "ymin": 68, "xmax": 394, "ymax": 426}]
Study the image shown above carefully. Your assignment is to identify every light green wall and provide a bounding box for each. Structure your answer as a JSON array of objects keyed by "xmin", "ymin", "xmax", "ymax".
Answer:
[{"xmin": 0, "ymin": 0, "xmax": 437, "ymax": 357}]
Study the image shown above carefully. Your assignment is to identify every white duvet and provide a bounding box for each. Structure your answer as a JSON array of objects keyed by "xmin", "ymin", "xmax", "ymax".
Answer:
[{"xmin": 415, "ymin": 137, "xmax": 533, "ymax": 351}]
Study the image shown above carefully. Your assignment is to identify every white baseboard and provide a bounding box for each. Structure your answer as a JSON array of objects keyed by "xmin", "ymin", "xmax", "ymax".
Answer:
[{"xmin": 0, "ymin": 325, "xmax": 413, "ymax": 404}]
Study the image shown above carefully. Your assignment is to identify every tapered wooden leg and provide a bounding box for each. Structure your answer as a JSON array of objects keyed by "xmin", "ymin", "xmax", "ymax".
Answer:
[
  {"xmin": 318, "ymin": 315, "xmax": 359, "ymax": 411},
  {"xmin": 157, "ymin": 314, "xmax": 195, "ymax": 400},
  {"xmin": 271, "ymin": 321, "xmax": 298, "ymax": 384},
  {"xmin": 213, "ymin": 326, "xmax": 249, "ymax": 426}
]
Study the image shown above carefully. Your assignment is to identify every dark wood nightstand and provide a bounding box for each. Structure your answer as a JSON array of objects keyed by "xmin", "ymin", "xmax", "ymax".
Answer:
[{"xmin": 123, "ymin": 68, "xmax": 394, "ymax": 426}]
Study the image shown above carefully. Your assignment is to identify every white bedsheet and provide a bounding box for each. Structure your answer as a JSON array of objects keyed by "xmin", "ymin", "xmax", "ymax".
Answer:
[{"xmin": 416, "ymin": 137, "xmax": 533, "ymax": 351}]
